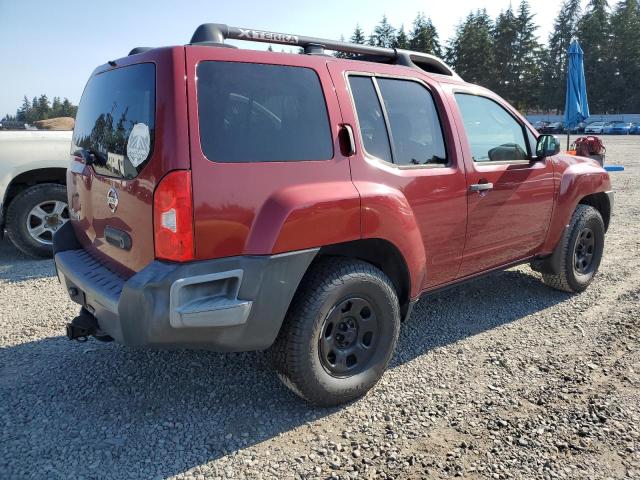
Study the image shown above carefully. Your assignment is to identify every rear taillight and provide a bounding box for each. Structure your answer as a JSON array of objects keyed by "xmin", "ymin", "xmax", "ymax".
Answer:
[{"xmin": 153, "ymin": 170, "xmax": 194, "ymax": 262}]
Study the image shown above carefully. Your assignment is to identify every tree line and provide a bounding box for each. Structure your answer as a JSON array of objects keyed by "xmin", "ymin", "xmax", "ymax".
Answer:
[
  {"xmin": 336, "ymin": 0, "xmax": 640, "ymax": 114},
  {"xmin": 3, "ymin": 95, "xmax": 78, "ymax": 124}
]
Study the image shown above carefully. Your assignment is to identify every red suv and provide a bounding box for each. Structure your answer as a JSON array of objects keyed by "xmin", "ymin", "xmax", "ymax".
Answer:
[{"xmin": 54, "ymin": 24, "xmax": 613, "ymax": 406}]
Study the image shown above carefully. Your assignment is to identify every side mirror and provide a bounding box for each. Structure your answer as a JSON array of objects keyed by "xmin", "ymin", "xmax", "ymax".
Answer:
[{"xmin": 535, "ymin": 134, "xmax": 560, "ymax": 159}]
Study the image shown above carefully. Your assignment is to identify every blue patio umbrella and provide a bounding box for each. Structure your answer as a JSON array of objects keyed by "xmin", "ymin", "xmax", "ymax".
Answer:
[{"xmin": 563, "ymin": 40, "xmax": 590, "ymax": 150}]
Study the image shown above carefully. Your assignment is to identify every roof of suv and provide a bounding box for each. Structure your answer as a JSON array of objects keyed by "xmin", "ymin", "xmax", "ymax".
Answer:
[{"xmin": 122, "ymin": 23, "xmax": 463, "ymax": 83}]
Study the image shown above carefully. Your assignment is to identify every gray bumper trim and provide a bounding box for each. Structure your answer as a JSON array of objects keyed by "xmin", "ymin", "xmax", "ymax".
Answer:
[
  {"xmin": 54, "ymin": 224, "xmax": 319, "ymax": 351},
  {"xmin": 55, "ymin": 249, "xmax": 124, "ymax": 314},
  {"xmin": 169, "ymin": 270, "xmax": 252, "ymax": 328}
]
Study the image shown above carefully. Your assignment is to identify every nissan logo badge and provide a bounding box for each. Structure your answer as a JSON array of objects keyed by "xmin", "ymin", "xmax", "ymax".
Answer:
[{"xmin": 107, "ymin": 187, "xmax": 119, "ymax": 213}]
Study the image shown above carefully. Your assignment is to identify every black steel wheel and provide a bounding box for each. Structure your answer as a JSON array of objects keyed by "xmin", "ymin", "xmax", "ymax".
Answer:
[
  {"xmin": 269, "ymin": 258, "xmax": 400, "ymax": 406},
  {"xmin": 319, "ymin": 297, "xmax": 379, "ymax": 377},
  {"xmin": 574, "ymin": 227, "xmax": 596, "ymax": 274},
  {"xmin": 542, "ymin": 204, "xmax": 605, "ymax": 293}
]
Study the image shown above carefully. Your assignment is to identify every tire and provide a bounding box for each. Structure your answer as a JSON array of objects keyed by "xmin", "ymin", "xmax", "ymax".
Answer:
[
  {"xmin": 269, "ymin": 258, "xmax": 400, "ymax": 407},
  {"xmin": 5, "ymin": 183, "xmax": 69, "ymax": 258},
  {"xmin": 542, "ymin": 204, "xmax": 605, "ymax": 293}
]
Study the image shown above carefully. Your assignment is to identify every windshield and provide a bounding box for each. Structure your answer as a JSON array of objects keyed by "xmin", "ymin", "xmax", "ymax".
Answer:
[{"xmin": 72, "ymin": 63, "xmax": 156, "ymax": 179}]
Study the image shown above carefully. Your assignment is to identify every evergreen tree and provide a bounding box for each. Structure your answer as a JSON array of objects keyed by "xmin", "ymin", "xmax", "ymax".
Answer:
[
  {"xmin": 16, "ymin": 96, "xmax": 31, "ymax": 123},
  {"xmin": 36, "ymin": 94, "xmax": 50, "ymax": 120},
  {"xmin": 409, "ymin": 13, "xmax": 442, "ymax": 56},
  {"xmin": 394, "ymin": 25, "xmax": 409, "ymax": 50},
  {"xmin": 493, "ymin": 7, "xmax": 519, "ymax": 100},
  {"xmin": 446, "ymin": 10, "xmax": 495, "ymax": 87},
  {"xmin": 350, "ymin": 24, "xmax": 366, "ymax": 45},
  {"xmin": 610, "ymin": 0, "xmax": 640, "ymax": 111},
  {"xmin": 51, "ymin": 96, "xmax": 62, "ymax": 117},
  {"xmin": 369, "ymin": 15, "xmax": 396, "ymax": 48},
  {"xmin": 333, "ymin": 35, "xmax": 350, "ymax": 58},
  {"xmin": 512, "ymin": 0, "xmax": 543, "ymax": 111},
  {"xmin": 578, "ymin": 0, "xmax": 613, "ymax": 113},
  {"xmin": 61, "ymin": 98, "xmax": 75, "ymax": 117},
  {"xmin": 543, "ymin": 0, "xmax": 582, "ymax": 112}
]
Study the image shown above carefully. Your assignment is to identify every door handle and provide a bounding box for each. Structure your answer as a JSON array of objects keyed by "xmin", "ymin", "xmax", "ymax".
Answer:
[{"xmin": 469, "ymin": 182, "xmax": 494, "ymax": 192}]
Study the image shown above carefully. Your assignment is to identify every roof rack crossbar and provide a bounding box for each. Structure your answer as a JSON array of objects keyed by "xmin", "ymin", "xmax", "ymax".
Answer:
[{"xmin": 190, "ymin": 23, "xmax": 460, "ymax": 79}]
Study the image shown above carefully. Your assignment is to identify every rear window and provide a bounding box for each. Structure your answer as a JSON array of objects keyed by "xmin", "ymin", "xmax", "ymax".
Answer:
[
  {"xmin": 72, "ymin": 63, "xmax": 155, "ymax": 179},
  {"xmin": 197, "ymin": 62, "xmax": 333, "ymax": 163}
]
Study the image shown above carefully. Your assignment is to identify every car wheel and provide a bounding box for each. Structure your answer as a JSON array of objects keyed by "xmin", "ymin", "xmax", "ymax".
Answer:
[
  {"xmin": 5, "ymin": 183, "xmax": 69, "ymax": 258},
  {"xmin": 269, "ymin": 257, "xmax": 400, "ymax": 406},
  {"xmin": 542, "ymin": 204, "xmax": 605, "ymax": 293}
]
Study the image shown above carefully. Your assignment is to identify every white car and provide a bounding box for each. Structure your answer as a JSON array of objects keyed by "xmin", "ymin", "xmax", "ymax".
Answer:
[
  {"xmin": 0, "ymin": 129, "xmax": 72, "ymax": 257},
  {"xmin": 584, "ymin": 121, "xmax": 606, "ymax": 134}
]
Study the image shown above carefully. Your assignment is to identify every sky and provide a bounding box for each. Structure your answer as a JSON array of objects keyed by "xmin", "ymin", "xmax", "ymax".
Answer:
[{"xmin": 0, "ymin": 0, "xmax": 592, "ymax": 117}]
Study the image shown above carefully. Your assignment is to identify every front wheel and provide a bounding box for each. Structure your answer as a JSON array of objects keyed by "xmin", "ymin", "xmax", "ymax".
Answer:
[
  {"xmin": 542, "ymin": 204, "xmax": 605, "ymax": 293},
  {"xmin": 269, "ymin": 258, "xmax": 400, "ymax": 406}
]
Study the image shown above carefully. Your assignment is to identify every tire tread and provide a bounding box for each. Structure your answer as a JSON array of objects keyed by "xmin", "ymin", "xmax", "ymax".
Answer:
[
  {"xmin": 542, "ymin": 204, "xmax": 604, "ymax": 293},
  {"xmin": 269, "ymin": 257, "xmax": 399, "ymax": 406}
]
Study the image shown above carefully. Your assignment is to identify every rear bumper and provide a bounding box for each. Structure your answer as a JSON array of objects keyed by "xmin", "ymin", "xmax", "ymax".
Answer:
[{"xmin": 53, "ymin": 222, "xmax": 317, "ymax": 351}]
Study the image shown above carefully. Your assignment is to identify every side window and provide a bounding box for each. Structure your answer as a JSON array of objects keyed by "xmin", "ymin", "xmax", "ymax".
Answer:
[
  {"xmin": 455, "ymin": 94, "xmax": 529, "ymax": 162},
  {"xmin": 377, "ymin": 78, "xmax": 447, "ymax": 165},
  {"xmin": 348, "ymin": 76, "xmax": 392, "ymax": 163},
  {"xmin": 197, "ymin": 62, "xmax": 333, "ymax": 163}
]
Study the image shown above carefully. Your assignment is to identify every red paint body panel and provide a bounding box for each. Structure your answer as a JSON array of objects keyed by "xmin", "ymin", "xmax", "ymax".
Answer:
[
  {"xmin": 541, "ymin": 154, "xmax": 611, "ymax": 253},
  {"xmin": 67, "ymin": 47, "xmax": 190, "ymax": 276},
  {"xmin": 185, "ymin": 47, "xmax": 360, "ymax": 260},
  {"xmin": 442, "ymin": 85, "xmax": 555, "ymax": 276},
  {"xmin": 327, "ymin": 60, "xmax": 468, "ymax": 296},
  {"xmin": 67, "ymin": 44, "xmax": 612, "ymax": 301}
]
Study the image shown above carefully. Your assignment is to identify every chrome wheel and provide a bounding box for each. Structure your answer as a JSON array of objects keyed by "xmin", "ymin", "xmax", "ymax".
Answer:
[{"xmin": 26, "ymin": 200, "xmax": 69, "ymax": 245}]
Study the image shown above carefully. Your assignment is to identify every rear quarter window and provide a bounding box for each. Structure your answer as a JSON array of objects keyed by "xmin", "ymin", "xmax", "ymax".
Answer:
[
  {"xmin": 197, "ymin": 62, "xmax": 333, "ymax": 163},
  {"xmin": 72, "ymin": 63, "xmax": 156, "ymax": 179}
]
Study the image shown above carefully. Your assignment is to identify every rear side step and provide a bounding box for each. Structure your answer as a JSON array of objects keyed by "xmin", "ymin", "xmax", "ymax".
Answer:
[{"xmin": 66, "ymin": 308, "xmax": 111, "ymax": 342}]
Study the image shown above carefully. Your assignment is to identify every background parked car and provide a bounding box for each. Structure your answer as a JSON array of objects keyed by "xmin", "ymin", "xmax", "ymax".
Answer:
[
  {"xmin": 630, "ymin": 122, "xmax": 640, "ymax": 135},
  {"xmin": 603, "ymin": 120, "xmax": 629, "ymax": 135},
  {"xmin": 569, "ymin": 121, "xmax": 587, "ymax": 134},
  {"xmin": 533, "ymin": 120, "xmax": 549, "ymax": 131},
  {"xmin": 0, "ymin": 128, "xmax": 71, "ymax": 257},
  {"xmin": 585, "ymin": 121, "xmax": 606, "ymax": 134},
  {"xmin": 540, "ymin": 121, "xmax": 565, "ymax": 134}
]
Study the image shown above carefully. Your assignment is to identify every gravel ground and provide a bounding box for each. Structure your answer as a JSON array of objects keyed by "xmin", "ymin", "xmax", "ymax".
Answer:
[{"xmin": 1, "ymin": 136, "xmax": 638, "ymax": 480}]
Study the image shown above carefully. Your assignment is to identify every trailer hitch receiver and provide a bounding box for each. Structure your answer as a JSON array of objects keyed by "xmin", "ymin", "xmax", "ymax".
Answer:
[{"xmin": 66, "ymin": 308, "xmax": 99, "ymax": 342}]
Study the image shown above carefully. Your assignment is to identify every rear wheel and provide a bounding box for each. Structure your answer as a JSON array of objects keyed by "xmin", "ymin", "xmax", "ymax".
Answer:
[
  {"xmin": 542, "ymin": 204, "xmax": 605, "ymax": 293},
  {"xmin": 5, "ymin": 184, "xmax": 69, "ymax": 258},
  {"xmin": 269, "ymin": 258, "xmax": 400, "ymax": 406}
]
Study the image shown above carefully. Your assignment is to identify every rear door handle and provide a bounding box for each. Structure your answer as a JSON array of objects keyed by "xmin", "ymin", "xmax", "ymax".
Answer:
[{"xmin": 469, "ymin": 182, "xmax": 494, "ymax": 192}]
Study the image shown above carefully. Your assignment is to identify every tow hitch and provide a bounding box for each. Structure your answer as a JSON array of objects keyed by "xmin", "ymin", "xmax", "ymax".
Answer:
[{"xmin": 66, "ymin": 308, "xmax": 99, "ymax": 342}]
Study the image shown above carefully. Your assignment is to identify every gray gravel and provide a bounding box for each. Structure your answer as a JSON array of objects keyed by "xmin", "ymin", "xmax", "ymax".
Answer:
[{"xmin": 1, "ymin": 136, "xmax": 639, "ymax": 479}]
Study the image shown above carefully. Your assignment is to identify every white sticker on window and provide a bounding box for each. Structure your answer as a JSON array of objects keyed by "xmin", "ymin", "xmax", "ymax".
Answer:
[{"xmin": 127, "ymin": 123, "xmax": 151, "ymax": 167}]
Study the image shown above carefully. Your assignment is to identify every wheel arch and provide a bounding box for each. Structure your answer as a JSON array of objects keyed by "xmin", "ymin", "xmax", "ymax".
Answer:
[
  {"xmin": 316, "ymin": 238, "xmax": 412, "ymax": 321},
  {"xmin": 578, "ymin": 192, "xmax": 611, "ymax": 232},
  {"xmin": 1, "ymin": 168, "xmax": 67, "ymax": 227}
]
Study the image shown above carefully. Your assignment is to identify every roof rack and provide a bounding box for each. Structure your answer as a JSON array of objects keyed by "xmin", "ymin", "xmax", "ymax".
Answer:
[{"xmin": 189, "ymin": 23, "xmax": 461, "ymax": 80}]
